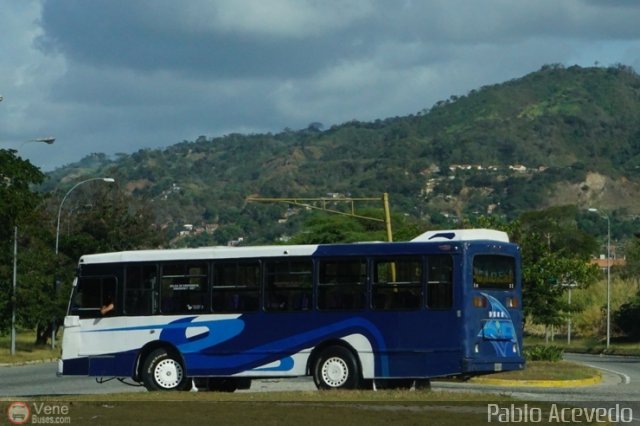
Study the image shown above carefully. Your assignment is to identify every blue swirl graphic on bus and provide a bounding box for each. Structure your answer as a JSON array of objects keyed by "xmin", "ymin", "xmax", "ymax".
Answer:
[
  {"xmin": 156, "ymin": 316, "xmax": 389, "ymax": 376},
  {"xmin": 251, "ymin": 356, "xmax": 295, "ymax": 372},
  {"xmin": 478, "ymin": 293, "xmax": 517, "ymax": 357},
  {"xmin": 159, "ymin": 316, "xmax": 245, "ymax": 353}
]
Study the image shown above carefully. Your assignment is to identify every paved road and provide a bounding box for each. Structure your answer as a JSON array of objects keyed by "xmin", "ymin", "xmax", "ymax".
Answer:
[
  {"xmin": 1, "ymin": 353, "xmax": 639, "ymax": 401},
  {"xmin": 0, "ymin": 361, "xmax": 146, "ymax": 396}
]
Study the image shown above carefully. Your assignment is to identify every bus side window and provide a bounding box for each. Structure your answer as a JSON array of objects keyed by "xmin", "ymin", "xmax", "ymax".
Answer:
[
  {"xmin": 427, "ymin": 255, "xmax": 453, "ymax": 310},
  {"xmin": 71, "ymin": 276, "xmax": 118, "ymax": 318},
  {"xmin": 160, "ymin": 262, "xmax": 208, "ymax": 314},
  {"xmin": 372, "ymin": 257, "xmax": 422, "ymax": 310},
  {"xmin": 124, "ymin": 265, "xmax": 156, "ymax": 316},
  {"xmin": 212, "ymin": 261, "xmax": 260, "ymax": 313},
  {"xmin": 317, "ymin": 259, "xmax": 366, "ymax": 311},
  {"xmin": 264, "ymin": 259, "xmax": 312, "ymax": 312}
]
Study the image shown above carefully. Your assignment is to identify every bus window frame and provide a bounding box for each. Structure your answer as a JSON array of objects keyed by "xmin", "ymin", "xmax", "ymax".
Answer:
[
  {"xmin": 263, "ymin": 257, "xmax": 313, "ymax": 312},
  {"xmin": 123, "ymin": 263, "xmax": 158, "ymax": 316},
  {"xmin": 426, "ymin": 254, "xmax": 454, "ymax": 310},
  {"xmin": 159, "ymin": 261, "xmax": 209, "ymax": 315},
  {"xmin": 71, "ymin": 274, "xmax": 119, "ymax": 318},
  {"xmin": 212, "ymin": 260, "xmax": 261, "ymax": 313},
  {"xmin": 370, "ymin": 255, "xmax": 423, "ymax": 311},
  {"xmin": 316, "ymin": 257, "xmax": 367, "ymax": 311}
]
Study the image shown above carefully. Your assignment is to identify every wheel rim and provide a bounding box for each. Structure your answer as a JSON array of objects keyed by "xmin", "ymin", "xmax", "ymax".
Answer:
[
  {"xmin": 321, "ymin": 356, "xmax": 349, "ymax": 387},
  {"xmin": 153, "ymin": 358, "xmax": 184, "ymax": 389}
]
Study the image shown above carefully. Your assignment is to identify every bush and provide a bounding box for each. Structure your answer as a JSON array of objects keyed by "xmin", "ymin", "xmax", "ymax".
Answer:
[
  {"xmin": 614, "ymin": 299, "xmax": 640, "ymax": 339},
  {"xmin": 524, "ymin": 344, "xmax": 564, "ymax": 362}
]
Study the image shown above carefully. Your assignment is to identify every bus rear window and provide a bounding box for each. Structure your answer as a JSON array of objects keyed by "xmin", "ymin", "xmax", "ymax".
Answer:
[{"xmin": 473, "ymin": 255, "xmax": 515, "ymax": 290}]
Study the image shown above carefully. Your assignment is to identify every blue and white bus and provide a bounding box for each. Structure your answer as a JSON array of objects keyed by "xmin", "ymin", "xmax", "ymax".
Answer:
[{"xmin": 58, "ymin": 228, "xmax": 524, "ymax": 391}]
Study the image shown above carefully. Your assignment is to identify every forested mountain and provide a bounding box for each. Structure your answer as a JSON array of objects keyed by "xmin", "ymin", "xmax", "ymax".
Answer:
[{"xmin": 43, "ymin": 64, "xmax": 640, "ymax": 246}]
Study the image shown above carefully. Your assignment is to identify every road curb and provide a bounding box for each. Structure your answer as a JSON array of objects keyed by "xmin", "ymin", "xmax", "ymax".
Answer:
[{"xmin": 470, "ymin": 371, "xmax": 602, "ymax": 388}]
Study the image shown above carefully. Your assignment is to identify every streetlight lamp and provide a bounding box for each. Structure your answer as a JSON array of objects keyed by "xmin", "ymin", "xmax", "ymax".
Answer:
[
  {"xmin": 588, "ymin": 208, "xmax": 611, "ymax": 349},
  {"xmin": 52, "ymin": 177, "xmax": 115, "ymax": 349},
  {"xmin": 19, "ymin": 137, "xmax": 55, "ymax": 149},
  {"xmin": 1, "ymin": 137, "xmax": 56, "ymax": 147}
]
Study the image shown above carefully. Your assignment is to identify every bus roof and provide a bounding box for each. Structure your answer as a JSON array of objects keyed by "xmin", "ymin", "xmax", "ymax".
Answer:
[
  {"xmin": 78, "ymin": 229, "xmax": 511, "ymax": 265},
  {"xmin": 411, "ymin": 229, "xmax": 509, "ymax": 243},
  {"xmin": 79, "ymin": 245, "xmax": 319, "ymax": 264}
]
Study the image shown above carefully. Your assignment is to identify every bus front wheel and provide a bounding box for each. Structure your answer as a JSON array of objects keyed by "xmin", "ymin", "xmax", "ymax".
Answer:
[
  {"xmin": 142, "ymin": 348, "xmax": 189, "ymax": 391},
  {"xmin": 313, "ymin": 346, "xmax": 361, "ymax": 390}
]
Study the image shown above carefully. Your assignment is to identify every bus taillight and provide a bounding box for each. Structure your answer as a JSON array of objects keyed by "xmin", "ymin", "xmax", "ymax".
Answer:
[
  {"xmin": 473, "ymin": 295, "xmax": 487, "ymax": 308},
  {"xmin": 506, "ymin": 297, "xmax": 518, "ymax": 308}
]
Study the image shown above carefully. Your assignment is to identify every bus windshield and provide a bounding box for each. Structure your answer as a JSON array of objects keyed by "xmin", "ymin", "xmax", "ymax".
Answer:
[{"xmin": 472, "ymin": 255, "xmax": 515, "ymax": 290}]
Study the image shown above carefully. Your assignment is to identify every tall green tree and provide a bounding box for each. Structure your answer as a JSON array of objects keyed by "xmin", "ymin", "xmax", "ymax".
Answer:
[
  {"xmin": 512, "ymin": 206, "xmax": 599, "ymax": 329},
  {"xmin": 43, "ymin": 182, "xmax": 166, "ymax": 344},
  {"xmin": 621, "ymin": 237, "xmax": 640, "ymax": 288},
  {"xmin": 0, "ymin": 149, "xmax": 47, "ymax": 337},
  {"xmin": 55, "ymin": 184, "xmax": 165, "ymax": 264},
  {"xmin": 289, "ymin": 209, "xmax": 426, "ymax": 244}
]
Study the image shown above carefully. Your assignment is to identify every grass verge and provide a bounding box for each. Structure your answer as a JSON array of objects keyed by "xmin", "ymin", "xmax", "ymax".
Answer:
[
  {"xmin": 0, "ymin": 330, "xmax": 59, "ymax": 364},
  {"xmin": 471, "ymin": 361, "xmax": 598, "ymax": 382},
  {"xmin": 1, "ymin": 391, "xmax": 616, "ymax": 426}
]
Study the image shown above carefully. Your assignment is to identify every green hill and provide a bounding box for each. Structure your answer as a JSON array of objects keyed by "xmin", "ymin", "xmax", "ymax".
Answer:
[{"xmin": 43, "ymin": 64, "xmax": 640, "ymax": 245}]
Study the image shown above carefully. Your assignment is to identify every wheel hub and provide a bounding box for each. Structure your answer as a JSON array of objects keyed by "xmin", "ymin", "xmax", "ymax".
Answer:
[
  {"xmin": 154, "ymin": 358, "xmax": 184, "ymax": 389},
  {"xmin": 321, "ymin": 357, "xmax": 349, "ymax": 387}
]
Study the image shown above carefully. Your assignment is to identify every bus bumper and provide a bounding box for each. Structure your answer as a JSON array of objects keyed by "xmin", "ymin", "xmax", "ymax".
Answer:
[
  {"xmin": 462, "ymin": 358, "xmax": 525, "ymax": 374},
  {"xmin": 57, "ymin": 357, "xmax": 90, "ymax": 376}
]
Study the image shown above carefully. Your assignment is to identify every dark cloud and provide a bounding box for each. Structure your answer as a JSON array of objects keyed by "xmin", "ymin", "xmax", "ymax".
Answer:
[
  {"xmin": 3, "ymin": 0, "xmax": 640, "ymax": 169},
  {"xmin": 38, "ymin": 0, "xmax": 377, "ymax": 79}
]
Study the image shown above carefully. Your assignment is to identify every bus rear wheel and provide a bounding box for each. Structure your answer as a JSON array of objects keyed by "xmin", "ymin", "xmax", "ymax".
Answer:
[
  {"xmin": 313, "ymin": 346, "xmax": 361, "ymax": 390},
  {"xmin": 142, "ymin": 348, "xmax": 189, "ymax": 391}
]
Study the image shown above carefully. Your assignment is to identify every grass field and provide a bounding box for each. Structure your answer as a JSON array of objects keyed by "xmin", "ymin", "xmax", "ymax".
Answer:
[
  {"xmin": 1, "ymin": 390, "xmax": 615, "ymax": 426},
  {"xmin": 471, "ymin": 360, "xmax": 598, "ymax": 382},
  {"xmin": 0, "ymin": 330, "xmax": 59, "ymax": 364}
]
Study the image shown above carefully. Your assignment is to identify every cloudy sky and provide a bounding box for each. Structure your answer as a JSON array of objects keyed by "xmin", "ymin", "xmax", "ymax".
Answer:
[{"xmin": 2, "ymin": 0, "xmax": 640, "ymax": 171}]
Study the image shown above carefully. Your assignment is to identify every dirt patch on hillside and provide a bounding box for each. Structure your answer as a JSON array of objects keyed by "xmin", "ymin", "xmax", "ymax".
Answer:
[{"xmin": 550, "ymin": 172, "xmax": 640, "ymax": 213}]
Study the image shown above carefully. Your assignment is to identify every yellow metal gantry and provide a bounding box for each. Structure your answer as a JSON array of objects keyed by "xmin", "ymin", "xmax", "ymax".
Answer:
[{"xmin": 246, "ymin": 192, "xmax": 393, "ymax": 242}]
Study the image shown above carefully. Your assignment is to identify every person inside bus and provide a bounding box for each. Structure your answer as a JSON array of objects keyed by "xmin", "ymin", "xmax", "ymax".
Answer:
[{"xmin": 100, "ymin": 297, "xmax": 115, "ymax": 315}]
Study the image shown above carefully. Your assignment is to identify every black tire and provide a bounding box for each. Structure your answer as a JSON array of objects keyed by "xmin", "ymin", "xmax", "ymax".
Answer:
[
  {"xmin": 313, "ymin": 346, "xmax": 361, "ymax": 390},
  {"xmin": 142, "ymin": 348, "xmax": 189, "ymax": 391}
]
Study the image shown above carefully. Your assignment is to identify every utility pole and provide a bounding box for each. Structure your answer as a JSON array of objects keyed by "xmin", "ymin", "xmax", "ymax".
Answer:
[{"xmin": 247, "ymin": 193, "xmax": 393, "ymax": 242}]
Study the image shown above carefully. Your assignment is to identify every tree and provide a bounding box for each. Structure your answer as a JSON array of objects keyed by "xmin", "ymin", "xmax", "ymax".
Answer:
[
  {"xmin": 0, "ymin": 149, "xmax": 47, "ymax": 338},
  {"xmin": 621, "ymin": 238, "xmax": 640, "ymax": 288},
  {"xmin": 44, "ymin": 183, "xmax": 166, "ymax": 345},
  {"xmin": 511, "ymin": 206, "xmax": 599, "ymax": 330},
  {"xmin": 55, "ymin": 184, "xmax": 165, "ymax": 263},
  {"xmin": 290, "ymin": 214, "xmax": 372, "ymax": 244},
  {"xmin": 289, "ymin": 209, "xmax": 427, "ymax": 244}
]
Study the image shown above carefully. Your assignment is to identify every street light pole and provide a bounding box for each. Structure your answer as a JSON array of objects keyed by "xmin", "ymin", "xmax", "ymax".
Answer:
[
  {"xmin": 11, "ymin": 226, "xmax": 17, "ymax": 355},
  {"xmin": 52, "ymin": 177, "xmax": 115, "ymax": 349},
  {"xmin": 588, "ymin": 208, "xmax": 611, "ymax": 349}
]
